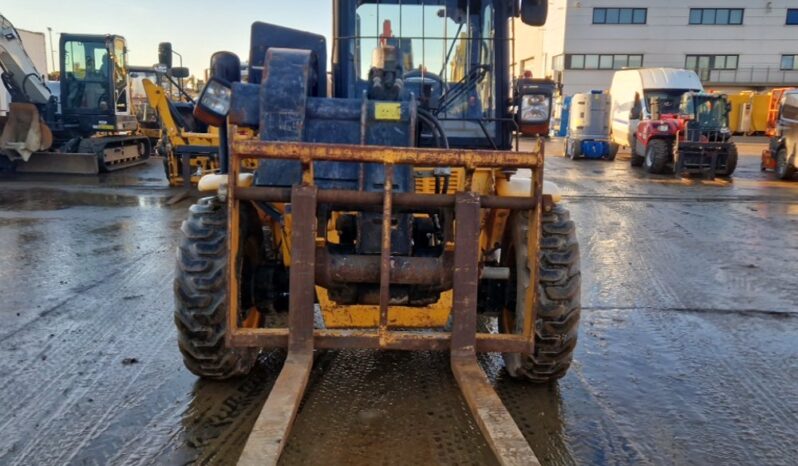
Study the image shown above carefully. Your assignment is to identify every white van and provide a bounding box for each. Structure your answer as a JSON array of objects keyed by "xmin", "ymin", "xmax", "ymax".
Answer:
[{"xmin": 609, "ymin": 68, "xmax": 704, "ymax": 147}]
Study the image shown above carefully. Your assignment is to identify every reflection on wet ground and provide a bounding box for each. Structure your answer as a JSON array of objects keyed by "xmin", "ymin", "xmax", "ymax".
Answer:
[{"xmin": 0, "ymin": 146, "xmax": 797, "ymax": 465}]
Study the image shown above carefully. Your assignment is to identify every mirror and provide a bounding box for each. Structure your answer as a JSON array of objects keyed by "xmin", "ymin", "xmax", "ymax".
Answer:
[
  {"xmin": 210, "ymin": 51, "xmax": 242, "ymax": 84},
  {"xmin": 170, "ymin": 67, "xmax": 190, "ymax": 79},
  {"xmin": 158, "ymin": 42, "xmax": 173, "ymax": 69},
  {"xmin": 521, "ymin": 0, "xmax": 547, "ymax": 26}
]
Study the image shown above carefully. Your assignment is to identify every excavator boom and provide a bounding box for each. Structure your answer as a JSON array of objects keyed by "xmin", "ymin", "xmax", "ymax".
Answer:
[{"xmin": 0, "ymin": 14, "xmax": 50, "ymax": 105}]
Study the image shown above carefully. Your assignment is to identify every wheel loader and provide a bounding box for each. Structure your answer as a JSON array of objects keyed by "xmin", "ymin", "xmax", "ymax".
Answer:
[
  {"xmin": 173, "ymin": 1, "xmax": 581, "ymax": 464},
  {"xmin": 0, "ymin": 14, "xmax": 149, "ymax": 174}
]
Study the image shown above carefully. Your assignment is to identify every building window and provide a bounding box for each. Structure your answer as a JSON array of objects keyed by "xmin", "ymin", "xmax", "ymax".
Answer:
[
  {"xmin": 593, "ymin": 8, "xmax": 647, "ymax": 24},
  {"xmin": 689, "ymin": 8, "xmax": 744, "ymax": 25},
  {"xmin": 566, "ymin": 54, "xmax": 644, "ymax": 70},
  {"xmin": 788, "ymin": 9, "xmax": 798, "ymax": 25},
  {"xmin": 552, "ymin": 54, "xmax": 565, "ymax": 71},
  {"xmin": 781, "ymin": 55, "xmax": 798, "ymax": 70},
  {"xmin": 685, "ymin": 55, "xmax": 739, "ymax": 71}
]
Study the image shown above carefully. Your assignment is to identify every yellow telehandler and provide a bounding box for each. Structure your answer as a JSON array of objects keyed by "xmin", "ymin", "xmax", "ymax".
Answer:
[{"xmin": 173, "ymin": 2, "xmax": 581, "ymax": 464}]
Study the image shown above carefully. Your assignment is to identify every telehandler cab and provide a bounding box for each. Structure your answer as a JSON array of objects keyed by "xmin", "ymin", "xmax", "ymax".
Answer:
[{"xmin": 174, "ymin": 1, "xmax": 581, "ymax": 464}]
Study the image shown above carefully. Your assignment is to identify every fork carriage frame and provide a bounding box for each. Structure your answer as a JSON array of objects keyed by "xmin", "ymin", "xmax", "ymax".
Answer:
[{"xmin": 229, "ymin": 136, "xmax": 545, "ymax": 466}]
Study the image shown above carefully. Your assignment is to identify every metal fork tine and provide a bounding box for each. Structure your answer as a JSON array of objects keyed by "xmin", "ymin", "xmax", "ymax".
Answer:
[
  {"xmin": 238, "ymin": 185, "xmax": 318, "ymax": 466},
  {"xmin": 450, "ymin": 193, "xmax": 540, "ymax": 466}
]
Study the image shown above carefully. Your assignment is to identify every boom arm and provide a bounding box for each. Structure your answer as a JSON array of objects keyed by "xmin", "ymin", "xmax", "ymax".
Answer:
[{"xmin": 0, "ymin": 14, "xmax": 51, "ymax": 105}]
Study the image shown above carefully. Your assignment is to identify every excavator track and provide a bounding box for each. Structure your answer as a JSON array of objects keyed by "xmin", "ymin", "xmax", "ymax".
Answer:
[
  {"xmin": 79, "ymin": 136, "xmax": 151, "ymax": 172},
  {"xmin": 15, "ymin": 136, "xmax": 151, "ymax": 175}
]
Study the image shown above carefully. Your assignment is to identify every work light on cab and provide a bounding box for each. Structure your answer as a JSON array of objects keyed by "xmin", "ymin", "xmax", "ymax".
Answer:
[{"xmin": 194, "ymin": 77, "xmax": 232, "ymax": 127}]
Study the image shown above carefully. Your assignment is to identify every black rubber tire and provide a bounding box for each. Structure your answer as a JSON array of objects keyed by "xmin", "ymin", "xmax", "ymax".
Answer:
[
  {"xmin": 644, "ymin": 139, "xmax": 670, "ymax": 174},
  {"xmin": 500, "ymin": 205, "xmax": 581, "ymax": 383},
  {"xmin": 717, "ymin": 144, "xmax": 738, "ymax": 177},
  {"xmin": 630, "ymin": 136, "xmax": 644, "ymax": 167},
  {"xmin": 607, "ymin": 142, "xmax": 619, "ymax": 161},
  {"xmin": 174, "ymin": 196, "xmax": 263, "ymax": 379},
  {"xmin": 776, "ymin": 148, "xmax": 796, "ymax": 180}
]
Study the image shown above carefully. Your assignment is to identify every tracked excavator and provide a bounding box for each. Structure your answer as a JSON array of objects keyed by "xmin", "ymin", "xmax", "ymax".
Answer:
[{"xmin": 0, "ymin": 14, "xmax": 149, "ymax": 174}]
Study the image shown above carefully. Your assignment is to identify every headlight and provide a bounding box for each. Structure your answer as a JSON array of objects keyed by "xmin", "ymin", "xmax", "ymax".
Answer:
[
  {"xmin": 194, "ymin": 77, "xmax": 232, "ymax": 127},
  {"xmin": 520, "ymin": 94, "xmax": 550, "ymax": 122}
]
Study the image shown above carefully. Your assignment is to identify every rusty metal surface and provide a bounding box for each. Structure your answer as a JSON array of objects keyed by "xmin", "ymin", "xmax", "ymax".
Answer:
[
  {"xmin": 450, "ymin": 193, "xmax": 540, "ymax": 466},
  {"xmin": 450, "ymin": 193, "xmax": 481, "ymax": 357},
  {"xmin": 316, "ymin": 249, "xmax": 452, "ymax": 288},
  {"xmin": 378, "ymin": 164, "xmax": 394, "ymax": 347},
  {"xmin": 238, "ymin": 352, "xmax": 313, "ymax": 466},
  {"xmin": 229, "ymin": 329, "xmax": 533, "ymax": 353},
  {"xmin": 235, "ymin": 186, "xmax": 538, "ymax": 210},
  {"xmin": 523, "ymin": 157, "xmax": 545, "ymax": 345},
  {"xmin": 451, "ymin": 357, "xmax": 541, "ymax": 466},
  {"xmin": 227, "ymin": 107, "xmax": 546, "ymax": 463},
  {"xmin": 449, "ymin": 195, "xmax": 539, "ymax": 464},
  {"xmin": 233, "ymin": 140, "xmax": 542, "ymax": 168},
  {"xmin": 237, "ymin": 185, "xmax": 318, "ymax": 465}
]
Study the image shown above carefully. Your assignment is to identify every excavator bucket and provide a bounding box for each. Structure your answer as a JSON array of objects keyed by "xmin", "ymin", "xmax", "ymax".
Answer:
[
  {"xmin": 0, "ymin": 102, "xmax": 52, "ymax": 162},
  {"xmin": 0, "ymin": 104, "xmax": 100, "ymax": 174}
]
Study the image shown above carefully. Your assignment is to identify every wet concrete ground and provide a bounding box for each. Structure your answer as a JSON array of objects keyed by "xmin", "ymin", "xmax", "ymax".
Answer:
[{"xmin": 0, "ymin": 138, "xmax": 796, "ymax": 465}]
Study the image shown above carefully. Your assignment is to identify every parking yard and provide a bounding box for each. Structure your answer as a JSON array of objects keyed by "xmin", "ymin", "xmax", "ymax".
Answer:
[{"xmin": 1, "ymin": 138, "xmax": 796, "ymax": 465}]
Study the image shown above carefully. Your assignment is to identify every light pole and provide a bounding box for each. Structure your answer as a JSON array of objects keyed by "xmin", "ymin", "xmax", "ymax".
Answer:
[{"xmin": 47, "ymin": 27, "xmax": 55, "ymax": 75}]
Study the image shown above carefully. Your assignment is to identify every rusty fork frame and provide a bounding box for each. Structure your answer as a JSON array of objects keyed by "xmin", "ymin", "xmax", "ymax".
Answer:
[{"xmin": 230, "ymin": 139, "xmax": 544, "ymax": 466}]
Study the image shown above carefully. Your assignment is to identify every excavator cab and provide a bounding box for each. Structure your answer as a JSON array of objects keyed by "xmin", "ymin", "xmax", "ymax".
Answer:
[{"xmin": 59, "ymin": 34, "xmax": 138, "ymax": 135}]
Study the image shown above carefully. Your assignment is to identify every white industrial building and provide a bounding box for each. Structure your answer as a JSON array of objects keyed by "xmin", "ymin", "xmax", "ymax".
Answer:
[
  {"xmin": 513, "ymin": 1, "xmax": 798, "ymax": 94},
  {"xmin": 0, "ymin": 28, "xmax": 48, "ymax": 115}
]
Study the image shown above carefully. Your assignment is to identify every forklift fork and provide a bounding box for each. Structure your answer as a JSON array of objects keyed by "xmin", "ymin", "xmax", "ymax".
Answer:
[{"xmin": 230, "ymin": 141, "xmax": 543, "ymax": 466}]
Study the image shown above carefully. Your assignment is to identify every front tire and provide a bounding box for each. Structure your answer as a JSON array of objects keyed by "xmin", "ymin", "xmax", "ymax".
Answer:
[
  {"xmin": 174, "ymin": 197, "xmax": 264, "ymax": 379},
  {"xmin": 630, "ymin": 136, "xmax": 644, "ymax": 167},
  {"xmin": 717, "ymin": 144, "xmax": 738, "ymax": 177},
  {"xmin": 776, "ymin": 148, "xmax": 796, "ymax": 180},
  {"xmin": 607, "ymin": 142, "xmax": 619, "ymax": 161},
  {"xmin": 500, "ymin": 206, "xmax": 581, "ymax": 383},
  {"xmin": 644, "ymin": 139, "xmax": 670, "ymax": 174}
]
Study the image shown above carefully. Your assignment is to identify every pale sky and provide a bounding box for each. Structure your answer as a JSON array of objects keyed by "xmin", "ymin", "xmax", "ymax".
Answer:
[{"xmin": 3, "ymin": 0, "xmax": 332, "ymax": 76}]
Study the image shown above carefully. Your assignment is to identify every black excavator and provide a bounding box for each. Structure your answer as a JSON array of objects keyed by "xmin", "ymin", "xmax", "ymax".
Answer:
[{"xmin": 0, "ymin": 13, "xmax": 149, "ymax": 174}]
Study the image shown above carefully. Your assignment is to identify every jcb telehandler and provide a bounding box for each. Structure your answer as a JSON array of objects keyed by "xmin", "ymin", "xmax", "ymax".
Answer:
[
  {"xmin": 0, "ymin": 14, "xmax": 149, "ymax": 174},
  {"xmin": 174, "ymin": 1, "xmax": 581, "ymax": 464}
]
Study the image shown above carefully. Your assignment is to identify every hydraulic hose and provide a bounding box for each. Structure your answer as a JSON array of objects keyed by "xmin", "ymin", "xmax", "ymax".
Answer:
[{"xmin": 417, "ymin": 107, "xmax": 449, "ymax": 149}]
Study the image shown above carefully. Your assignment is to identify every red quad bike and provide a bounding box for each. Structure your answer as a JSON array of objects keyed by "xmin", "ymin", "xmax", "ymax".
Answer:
[{"xmin": 631, "ymin": 92, "xmax": 737, "ymax": 179}]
